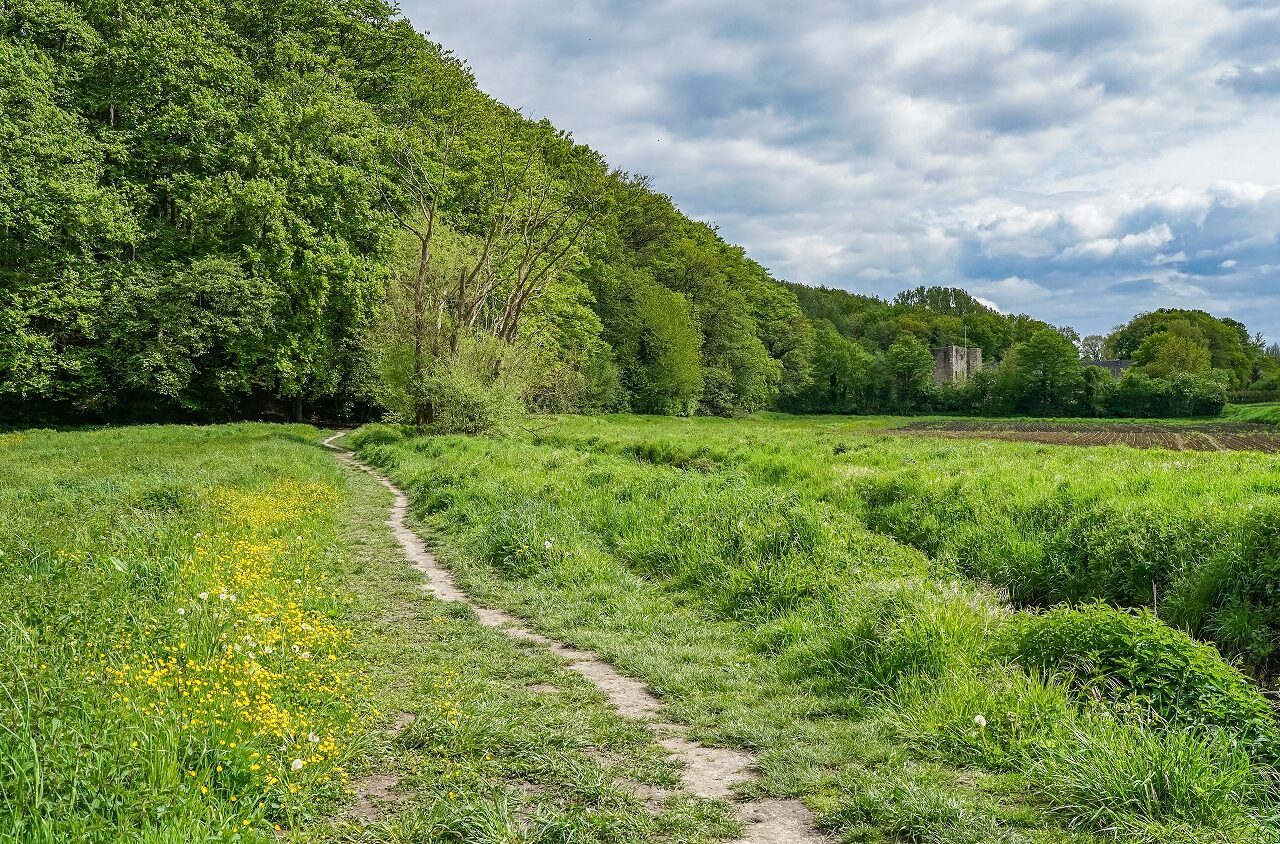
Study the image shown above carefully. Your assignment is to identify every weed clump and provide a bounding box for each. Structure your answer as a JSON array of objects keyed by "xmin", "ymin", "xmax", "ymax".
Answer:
[{"xmin": 1001, "ymin": 602, "xmax": 1280, "ymax": 761}]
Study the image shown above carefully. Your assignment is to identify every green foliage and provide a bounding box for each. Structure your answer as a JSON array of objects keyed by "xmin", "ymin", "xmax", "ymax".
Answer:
[
  {"xmin": 886, "ymin": 334, "xmax": 935, "ymax": 410},
  {"xmin": 1010, "ymin": 328, "xmax": 1086, "ymax": 415},
  {"xmin": 1223, "ymin": 402, "xmax": 1280, "ymax": 423},
  {"xmin": 1133, "ymin": 319, "xmax": 1214, "ymax": 378},
  {"xmin": 363, "ymin": 415, "xmax": 1280, "ymax": 843},
  {"xmin": 345, "ymin": 422, "xmax": 409, "ymax": 450},
  {"xmin": 1108, "ymin": 371, "xmax": 1228, "ymax": 418},
  {"xmin": 1001, "ymin": 604, "xmax": 1280, "ymax": 760},
  {"xmin": 616, "ymin": 276, "xmax": 704, "ymax": 414},
  {"xmin": 786, "ymin": 320, "xmax": 872, "ymax": 412},
  {"xmin": 1107, "ymin": 310, "xmax": 1264, "ymax": 388}
]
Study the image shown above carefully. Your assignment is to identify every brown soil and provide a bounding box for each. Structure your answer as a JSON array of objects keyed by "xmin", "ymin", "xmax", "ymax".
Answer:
[
  {"xmin": 324, "ymin": 432, "xmax": 829, "ymax": 843},
  {"xmin": 890, "ymin": 420, "xmax": 1280, "ymax": 452}
]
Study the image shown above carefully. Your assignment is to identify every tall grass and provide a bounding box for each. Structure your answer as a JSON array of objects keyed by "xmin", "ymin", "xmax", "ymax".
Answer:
[
  {"xmin": 528, "ymin": 414, "xmax": 1280, "ymax": 677},
  {"xmin": 1222, "ymin": 403, "xmax": 1280, "ymax": 425},
  {"xmin": 362, "ymin": 420, "xmax": 1280, "ymax": 843}
]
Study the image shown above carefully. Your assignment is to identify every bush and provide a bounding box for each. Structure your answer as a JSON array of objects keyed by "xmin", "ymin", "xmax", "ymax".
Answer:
[
  {"xmin": 1106, "ymin": 371, "xmax": 1227, "ymax": 418},
  {"xmin": 346, "ymin": 422, "xmax": 409, "ymax": 450},
  {"xmin": 1000, "ymin": 603, "xmax": 1280, "ymax": 761},
  {"xmin": 1230, "ymin": 391, "xmax": 1280, "ymax": 405}
]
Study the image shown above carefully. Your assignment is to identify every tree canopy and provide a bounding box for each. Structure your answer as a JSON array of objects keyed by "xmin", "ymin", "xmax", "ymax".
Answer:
[{"xmin": 2, "ymin": 2, "xmax": 1270, "ymax": 425}]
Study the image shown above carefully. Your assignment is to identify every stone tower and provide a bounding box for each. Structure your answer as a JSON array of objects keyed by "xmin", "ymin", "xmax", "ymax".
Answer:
[{"xmin": 931, "ymin": 345, "xmax": 982, "ymax": 383}]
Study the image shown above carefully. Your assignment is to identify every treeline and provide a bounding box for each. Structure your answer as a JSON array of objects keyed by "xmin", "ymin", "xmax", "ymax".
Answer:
[
  {"xmin": 788, "ymin": 287, "xmax": 1275, "ymax": 418},
  {"xmin": 0, "ymin": 0, "xmax": 816, "ymax": 424},
  {"xmin": 2, "ymin": 1, "xmax": 1274, "ymax": 426}
]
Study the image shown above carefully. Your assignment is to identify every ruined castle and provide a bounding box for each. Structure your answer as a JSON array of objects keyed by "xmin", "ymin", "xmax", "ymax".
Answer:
[{"xmin": 931, "ymin": 345, "xmax": 982, "ymax": 383}]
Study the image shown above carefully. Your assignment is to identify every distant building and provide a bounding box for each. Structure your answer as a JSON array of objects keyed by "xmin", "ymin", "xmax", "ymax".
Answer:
[
  {"xmin": 1085, "ymin": 359, "xmax": 1133, "ymax": 378},
  {"xmin": 931, "ymin": 345, "xmax": 982, "ymax": 383}
]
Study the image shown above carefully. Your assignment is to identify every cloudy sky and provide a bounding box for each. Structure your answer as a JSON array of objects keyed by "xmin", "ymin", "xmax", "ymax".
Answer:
[{"xmin": 399, "ymin": 0, "xmax": 1280, "ymax": 339}]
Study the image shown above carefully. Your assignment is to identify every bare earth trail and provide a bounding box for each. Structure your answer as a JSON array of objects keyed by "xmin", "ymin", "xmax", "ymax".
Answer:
[{"xmin": 323, "ymin": 432, "xmax": 828, "ymax": 844}]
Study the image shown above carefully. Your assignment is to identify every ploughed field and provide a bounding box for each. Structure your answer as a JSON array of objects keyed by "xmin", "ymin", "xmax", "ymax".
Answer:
[
  {"xmin": 895, "ymin": 419, "xmax": 1280, "ymax": 452},
  {"xmin": 355, "ymin": 413, "xmax": 1280, "ymax": 844}
]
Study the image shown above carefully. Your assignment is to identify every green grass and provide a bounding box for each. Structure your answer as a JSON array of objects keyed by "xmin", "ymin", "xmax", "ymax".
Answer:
[
  {"xmin": 359, "ymin": 416, "xmax": 1280, "ymax": 844},
  {"xmin": 0, "ymin": 425, "xmax": 735, "ymax": 843},
  {"xmin": 1223, "ymin": 403, "xmax": 1280, "ymax": 425},
  {"xmin": 515, "ymin": 413, "xmax": 1280, "ymax": 676}
]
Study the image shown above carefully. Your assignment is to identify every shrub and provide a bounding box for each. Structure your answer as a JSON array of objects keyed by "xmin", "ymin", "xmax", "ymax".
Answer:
[
  {"xmin": 1000, "ymin": 603, "xmax": 1280, "ymax": 761},
  {"xmin": 346, "ymin": 422, "xmax": 409, "ymax": 450},
  {"xmin": 1229, "ymin": 391, "xmax": 1280, "ymax": 405}
]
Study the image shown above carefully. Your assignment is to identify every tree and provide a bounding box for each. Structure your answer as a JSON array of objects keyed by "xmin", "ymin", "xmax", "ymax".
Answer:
[
  {"xmin": 1133, "ymin": 320, "xmax": 1213, "ymax": 379},
  {"xmin": 791, "ymin": 320, "xmax": 872, "ymax": 412},
  {"xmin": 621, "ymin": 277, "xmax": 704, "ymax": 414},
  {"xmin": 1107, "ymin": 309, "xmax": 1254, "ymax": 386},
  {"xmin": 1081, "ymin": 335, "xmax": 1106, "ymax": 361},
  {"xmin": 1012, "ymin": 328, "xmax": 1086, "ymax": 415},
  {"xmin": 886, "ymin": 335, "xmax": 934, "ymax": 410},
  {"xmin": 372, "ymin": 88, "xmax": 611, "ymax": 425}
]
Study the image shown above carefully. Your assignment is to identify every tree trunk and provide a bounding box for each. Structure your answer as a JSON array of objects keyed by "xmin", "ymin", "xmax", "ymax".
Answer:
[{"xmin": 292, "ymin": 394, "xmax": 303, "ymax": 422}]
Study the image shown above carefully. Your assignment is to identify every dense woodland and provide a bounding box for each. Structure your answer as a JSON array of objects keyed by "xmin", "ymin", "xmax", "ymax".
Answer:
[{"xmin": 3, "ymin": 0, "xmax": 1278, "ymax": 427}]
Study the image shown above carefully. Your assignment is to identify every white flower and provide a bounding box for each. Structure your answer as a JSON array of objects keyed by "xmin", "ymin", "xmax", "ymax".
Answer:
[
  {"xmin": 543, "ymin": 539, "xmax": 553, "ymax": 550},
  {"xmin": 219, "ymin": 593, "xmax": 228, "ymax": 601},
  {"xmin": 307, "ymin": 733, "xmax": 319, "ymax": 744},
  {"xmin": 291, "ymin": 759, "xmax": 304, "ymax": 771},
  {"xmin": 263, "ymin": 646, "xmax": 274, "ymax": 654},
  {"xmin": 228, "ymin": 594, "xmax": 236, "ymax": 602},
  {"xmin": 176, "ymin": 607, "xmax": 186, "ymax": 616},
  {"xmin": 974, "ymin": 714, "xmax": 987, "ymax": 729},
  {"xmin": 198, "ymin": 592, "xmax": 209, "ymax": 601}
]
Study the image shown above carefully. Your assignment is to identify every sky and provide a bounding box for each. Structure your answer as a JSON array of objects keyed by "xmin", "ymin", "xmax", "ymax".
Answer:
[{"xmin": 398, "ymin": 0, "xmax": 1280, "ymax": 340}]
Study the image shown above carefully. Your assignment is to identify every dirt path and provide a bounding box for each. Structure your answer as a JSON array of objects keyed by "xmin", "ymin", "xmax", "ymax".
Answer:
[{"xmin": 324, "ymin": 432, "xmax": 827, "ymax": 844}]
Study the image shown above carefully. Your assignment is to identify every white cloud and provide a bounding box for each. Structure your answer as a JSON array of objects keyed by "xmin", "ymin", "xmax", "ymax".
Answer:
[{"xmin": 400, "ymin": 0, "xmax": 1280, "ymax": 338}]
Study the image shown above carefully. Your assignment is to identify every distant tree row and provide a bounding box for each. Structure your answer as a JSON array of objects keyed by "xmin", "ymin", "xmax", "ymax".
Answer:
[
  {"xmin": 785, "ymin": 294, "xmax": 1267, "ymax": 418},
  {"xmin": 2, "ymin": 2, "xmax": 1270, "ymax": 426}
]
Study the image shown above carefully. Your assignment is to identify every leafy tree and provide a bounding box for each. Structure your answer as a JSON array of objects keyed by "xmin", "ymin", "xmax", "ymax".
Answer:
[
  {"xmin": 1080, "ymin": 335, "xmax": 1106, "ymax": 361},
  {"xmin": 788, "ymin": 321, "xmax": 872, "ymax": 412},
  {"xmin": 1107, "ymin": 310, "xmax": 1254, "ymax": 387},
  {"xmin": 619, "ymin": 277, "xmax": 703, "ymax": 414},
  {"xmin": 1132, "ymin": 320, "xmax": 1213, "ymax": 379},
  {"xmin": 1012, "ymin": 329, "xmax": 1086, "ymax": 415},
  {"xmin": 886, "ymin": 335, "xmax": 934, "ymax": 410}
]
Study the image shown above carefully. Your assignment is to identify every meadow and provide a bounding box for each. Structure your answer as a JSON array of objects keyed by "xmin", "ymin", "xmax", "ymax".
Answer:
[
  {"xmin": 356, "ymin": 413, "xmax": 1280, "ymax": 844},
  {"xmin": 0, "ymin": 425, "xmax": 734, "ymax": 843}
]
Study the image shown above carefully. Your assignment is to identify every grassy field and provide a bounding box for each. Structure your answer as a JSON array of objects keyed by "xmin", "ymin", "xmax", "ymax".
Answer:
[
  {"xmin": 509, "ymin": 414, "xmax": 1280, "ymax": 678},
  {"xmin": 8, "ymin": 417, "xmax": 1280, "ymax": 843},
  {"xmin": 1223, "ymin": 402, "xmax": 1280, "ymax": 425},
  {"xmin": 0, "ymin": 425, "xmax": 734, "ymax": 843},
  {"xmin": 356, "ymin": 414, "xmax": 1280, "ymax": 844}
]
